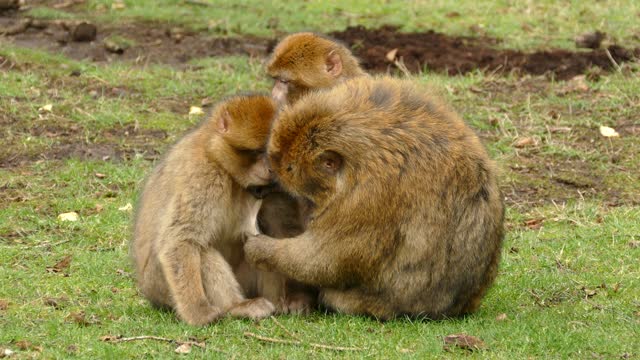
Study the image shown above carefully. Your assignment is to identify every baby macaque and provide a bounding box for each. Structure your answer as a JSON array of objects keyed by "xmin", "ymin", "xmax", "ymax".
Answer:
[
  {"xmin": 244, "ymin": 77, "xmax": 504, "ymax": 320},
  {"xmin": 266, "ymin": 32, "xmax": 367, "ymax": 106},
  {"xmin": 131, "ymin": 94, "xmax": 279, "ymax": 326}
]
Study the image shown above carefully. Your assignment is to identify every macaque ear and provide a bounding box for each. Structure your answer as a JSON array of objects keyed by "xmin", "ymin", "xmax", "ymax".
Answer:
[
  {"xmin": 318, "ymin": 150, "xmax": 343, "ymax": 175},
  {"xmin": 326, "ymin": 50, "xmax": 343, "ymax": 78},
  {"xmin": 217, "ymin": 110, "xmax": 231, "ymax": 133}
]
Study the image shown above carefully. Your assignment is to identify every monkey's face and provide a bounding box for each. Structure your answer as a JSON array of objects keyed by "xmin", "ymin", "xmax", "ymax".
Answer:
[
  {"xmin": 215, "ymin": 95, "xmax": 277, "ymax": 188},
  {"xmin": 267, "ymin": 113, "xmax": 344, "ymax": 207}
]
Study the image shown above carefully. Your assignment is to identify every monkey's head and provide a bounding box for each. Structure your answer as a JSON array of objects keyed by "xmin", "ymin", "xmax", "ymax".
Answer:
[
  {"xmin": 210, "ymin": 95, "xmax": 277, "ymax": 188},
  {"xmin": 267, "ymin": 97, "xmax": 352, "ymax": 208},
  {"xmin": 266, "ymin": 32, "xmax": 364, "ymax": 107}
]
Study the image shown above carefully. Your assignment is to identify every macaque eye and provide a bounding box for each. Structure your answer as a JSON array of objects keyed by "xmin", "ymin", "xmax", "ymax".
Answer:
[{"xmin": 276, "ymin": 78, "xmax": 289, "ymax": 85}]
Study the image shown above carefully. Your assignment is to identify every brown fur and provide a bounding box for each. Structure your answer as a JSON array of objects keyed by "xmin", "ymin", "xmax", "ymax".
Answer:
[
  {"xmin": 244, "ymin": 76, "xmax": 504, "ymax": 320},
  {"xmin": 266, "ymin": 32, "xmax": 367, "ymax": 106},
  {"xmin": 131, "ymin": 95, "xmax": 281, "ymax": 326},
  {"xmin": 257, "ymin": 33, "xmax": 369, "ymax": 313}
]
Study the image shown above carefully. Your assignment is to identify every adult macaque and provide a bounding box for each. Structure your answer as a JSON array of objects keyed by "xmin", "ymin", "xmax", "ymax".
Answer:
[{"xmin": 245, "ymin": 77, "xmax": 504, "ymax": 320}]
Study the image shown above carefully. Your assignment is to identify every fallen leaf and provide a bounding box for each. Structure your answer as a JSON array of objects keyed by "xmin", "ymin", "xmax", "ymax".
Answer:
[
  {"xmin": 513, "ymin": 137, "xmax": 536, "ymax": 148},
  {"xmin": 57, "ymin": 212, "xmax": 79, "ymax": 222},
  {"xmin": 0, "ymin": 300, "xmax": 8, "ymax": 310},
  {"xmin": 99, "ymin": 335, "xmax": 122, "ymax": 342},
  {"xmin": 13, "ymin": 340, "xmax": 31, "ymax": 351},
  {"xmin": 94, "ymin": 173, "xmax": 106, "ymax": 179},
  {"xmin": 599, "ymin": 126, "xmax": 620, "ymax": 138},
  {"xmin": 66, "ymin": 345, "xmax": 78, "ymax": 354},
  {"xmin": 443, "ymin": 334, "xmax": 486, "ymax": 351},
  {"xmin": 201, "ymin": 97, "xmax": 214, "ymax": 107},
  {"xmin": 94, "ymin": 204, "xmax": 104, "ymax": 213},
  {"xmin": 1, "ymin": 348, "xmax": 15, "ymax": 358},
  {"xmin": 189, "ymin": 106, "xmax": 204, "ymax": 115},
  {"xmin": 385, "ymin": 48, "xmax": 398, "ymax": 62},
  {"xmin": 549, "ymin": 126, "xmax": 572, "ymax": 133},
  {"xmin": 115, "ymin": 269, "xmax": 130, "ymax": 276},
  {"xmin": 67, "ymin": 311, "xmax": 100, "ymax": 326},
  {"xmin": 524, "ymin": 218, "xmax": 544, "ymax": 230},
  {"xmin": 495, "ymin": 313, "xmax": 508, "ymax": 321},
  {"xmin": 582, "ymin": 287, "xmax": 597, "ymax": 298},
  {"xmin": 43, "ymin": 297, "xmax": 67, "ymax": 309},
  {"xmin": 629, "ymin": 241, "xmax": 640, "ymax": 249},
  {"xmin": 118, "ymin": 203, "xmax": 133, "ymax": 212},
  {"xmin": 46, "ymin": 255, "xmax": 72, "ymax": 273},
  {"xmin": 445, "ymin": 11, "xmax": 460, "ymax": 18},
  {"xmin": 175, "ymin": 343, "xmax": 192, "ymax": 354},
  {"xmin": 38, "ymin": 104, "xmax": 53, "ymax": 112},
  {"xmin": 111, "ymin": 1, "xmax": 125, "ymax": 10},
  {"xmin": 558, "ymin": 75, "xmax": 589, "ymax": 95}
]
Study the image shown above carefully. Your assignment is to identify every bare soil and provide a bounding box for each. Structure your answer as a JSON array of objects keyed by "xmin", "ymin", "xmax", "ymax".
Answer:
[{"xmin": 1, "ymin": 15, "xmax": 638, "ymax": 79}]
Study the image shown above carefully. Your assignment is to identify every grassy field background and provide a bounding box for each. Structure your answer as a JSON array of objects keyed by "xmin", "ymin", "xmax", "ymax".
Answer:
[{"xmin": 1, "ymin": 0, "xmax": 639, "ymax": 358}]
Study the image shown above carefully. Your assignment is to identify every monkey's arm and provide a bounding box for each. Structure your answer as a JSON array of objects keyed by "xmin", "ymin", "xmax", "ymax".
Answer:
[{"xmin": 244, "ymin": 233, "xmax": 357, "ymax": 288}]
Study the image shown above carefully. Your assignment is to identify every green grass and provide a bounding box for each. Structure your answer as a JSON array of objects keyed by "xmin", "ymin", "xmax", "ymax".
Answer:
[{"xmin": 2, "ymin": 1, "xmax": 640, "ymax": 358}]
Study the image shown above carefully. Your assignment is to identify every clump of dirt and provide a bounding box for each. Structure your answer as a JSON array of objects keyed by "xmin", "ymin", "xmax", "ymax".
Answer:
[{"xmin": 330, "ymin": 25, "xmax": 640, "ymax": 80}]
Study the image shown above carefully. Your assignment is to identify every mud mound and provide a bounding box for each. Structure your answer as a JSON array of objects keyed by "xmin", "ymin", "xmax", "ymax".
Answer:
[{"xmin": 330, "ymin": 25, "xmax": 639, "ymax": 79}]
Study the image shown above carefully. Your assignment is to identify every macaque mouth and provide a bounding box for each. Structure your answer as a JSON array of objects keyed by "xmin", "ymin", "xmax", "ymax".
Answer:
[{"xmin": 246, "ymin": 183, "xmax": 279, "ymax": 199}]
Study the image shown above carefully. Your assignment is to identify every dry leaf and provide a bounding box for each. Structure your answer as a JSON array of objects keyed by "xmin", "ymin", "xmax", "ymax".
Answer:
[
  {"xmin": 599, "ymin": 126, "xmax": 620, "ymax": 138},
  {"xmin": 444, "ymin": 334, "xmax": 486, "ymax": 351},
  {"xmin": 43, "ymin": 296, "xmax": 68, "ymax": 309},
  {"xmin": 495, "ymin": 313, "xmax": 508, "ymax": 321},
  {"xmin": 14, "ymin": 341, "xmax": 31, "ymax": 351},
  {"xmin": 94, "ymin": 173, "xmax": 106, "ymax": 179},
  {"xmin": 111, "ymin": 1, "xmax": 125, "ymax": 10},
  {"xmin": 385, "ymin": 48, "xmax": 398, "ymax": 62},
  {"xmin": 99, "ymin": 335, "xmax": 122, "ymax": 342},
  {"xmin": 38, "ymin": 104, "xmax": 53, "ymax": 112},
  {"xmin": 118, "ymin": 203, "xmax": 133, "ymax": 212},
  {"xmin": 0, "ymin": 300, "xmax": 8, "ymax": 310},
  {"xmin": 514, "ymin": 137, "xmax": 536, "ymax": 148},
  {"xmin": 189, "ymin": 106, "xmax": 204, "ymax": 115},
  {"xmin": 1, "ymin": 348, "xmax": 14, "ymax": 357},
  {"xmin": 558, "ymin": 75, "xmax": 589, "ymax": 95},
  {"xmin": 549, "ymin": 126, "xmax": 572, "ymax": 133},
  {"xmin": 67, "ymin": 311, "xmax": 99, "ymax": 326},
  {"xmin": 524, "ymin": 218, "xmax": 544, "ymax": 230},
  {"xmin": 58, "ymin": 212, "xmax": 79, "ymax": 222},
  {"xmin": 175, "ymin": 343, "xmax": 192, "ymax": 354},
  {"xmin": 629, "ymin": 241, "xmax": 640, "ymax": 249},
  {"xmin": 46, "ymin": 255, "xmax": 72, "ymax": 273},
  {"xmin": 94, "ymin": 204, "xmax": 104, "ymax": 213}
]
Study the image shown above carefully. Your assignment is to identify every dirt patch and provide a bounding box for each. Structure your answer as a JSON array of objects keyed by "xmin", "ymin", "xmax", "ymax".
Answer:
[
  {"xmin": 2, "ymin": 16, "xmax": 638, "ymax": 79},
  {"xmin": 330, "ymin": 25, "xmax": 640, "ymax": 80},
  {"xmin": 0, "ymin": 121, "xmax": 166, "ymax": 168},
  {"xmin": 0, "ymin": 16, "xmax": 269, "ymax": 65}
]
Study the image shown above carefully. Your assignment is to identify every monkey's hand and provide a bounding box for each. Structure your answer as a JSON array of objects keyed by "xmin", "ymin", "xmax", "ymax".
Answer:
[{"xmin": 244, "ymin": 234, "xmax": 278, "ymax": 271}]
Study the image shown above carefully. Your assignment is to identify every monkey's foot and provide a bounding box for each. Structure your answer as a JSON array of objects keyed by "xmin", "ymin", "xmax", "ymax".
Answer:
[
  {"xmin": 279, "ymin": 293, "xmax": 316, "ymax": 315},
  {"xmin": 178, "ymin": 302, "xmax": 224, "ymax": 326},
  {"xmin": 227, "ymin": 297, "xmax": 276, "ymax": 320}
]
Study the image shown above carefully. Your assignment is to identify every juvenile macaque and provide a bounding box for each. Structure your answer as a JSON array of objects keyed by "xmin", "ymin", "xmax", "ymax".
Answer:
[
  {"xmin": 245, "ymin": 77, "xmax": 505, "ymax": 320},
  {"xmin": 266, "ymin": 32, "xmax": 367, "ymax": 106},
  {"xmin": 131, "ymin": 95, "xmax": 280, "ymax": 326}
]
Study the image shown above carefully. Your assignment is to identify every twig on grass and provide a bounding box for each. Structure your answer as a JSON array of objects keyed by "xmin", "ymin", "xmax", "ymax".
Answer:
[
  {"xmin": 393, "ymin": 57, "xmax": 412, "ymax": 77},
  {"xmin": 244, "ymin": 332, "xmax": 364, "ymax": 352},
  {"xmin": 100, "ymin": 335, "xmax": 227, "ymax": 353},
  {"xmin": 269, "ymin": 316, "xmax": 301, "ymax": 341}
]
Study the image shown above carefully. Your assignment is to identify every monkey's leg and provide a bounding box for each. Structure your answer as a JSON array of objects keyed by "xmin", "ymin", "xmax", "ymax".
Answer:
[
  {"xmin": 245, "ymin": 234, "xmax": 355, "ymax": 288},
  {"xmin": 158, "ymin": 241, "xmax": 223, "ymax": 326},
  {"xmin": 320, "ymin": 288, "xmax": 395, "ymax": 321},
  {"xmin": 201, "ymin": 248, "xmax": 275, "ymax": 320}
]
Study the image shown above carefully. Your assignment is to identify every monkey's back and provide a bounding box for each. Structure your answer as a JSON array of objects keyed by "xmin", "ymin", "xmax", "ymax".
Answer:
[{"xmin": 285, "ymin": 76, "xmax": 504, "ymax": 318}]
